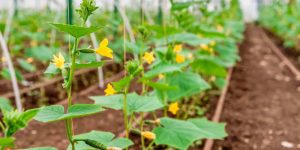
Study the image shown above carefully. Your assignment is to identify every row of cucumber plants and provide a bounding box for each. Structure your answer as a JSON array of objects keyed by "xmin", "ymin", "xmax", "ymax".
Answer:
[
  {"xmin": 259, "ymin": 1, "xmax": 300, "ymax": 51},
  {"xmin": 0, "ymin": 0, "xmax": 245, "ymax": 149}
]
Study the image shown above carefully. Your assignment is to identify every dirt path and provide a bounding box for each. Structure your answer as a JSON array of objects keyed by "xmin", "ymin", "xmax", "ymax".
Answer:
[{"xmin": 214, "ymin": 25, "xmax": 300, "ymax": 150}]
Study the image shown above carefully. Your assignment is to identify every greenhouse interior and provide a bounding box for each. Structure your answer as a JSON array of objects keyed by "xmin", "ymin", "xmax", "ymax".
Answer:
[{"xmin": 0, "ymin": 0, "xmax": 300, "ymax": 150}]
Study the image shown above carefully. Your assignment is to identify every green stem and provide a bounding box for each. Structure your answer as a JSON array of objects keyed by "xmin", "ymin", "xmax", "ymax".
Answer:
[
  {"xmin": 123, "ymin": 87, "xmax": 129, "ymax": 138},
  {"xmin": 0, "ymin": 121, "xmax": 5, "ymax": 133},
  {"xmin": 65, "ymin": 38, "xmax": 78, "ymax": 150},
  {"xmin": 140, "ymin": 113, "xmax": 145, "ymax": 150}
]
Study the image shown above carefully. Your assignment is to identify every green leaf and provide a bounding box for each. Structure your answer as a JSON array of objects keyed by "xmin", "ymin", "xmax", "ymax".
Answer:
[
  {"xmin": 17, "ymin": 59, "xmax": 36, "ymax": 72},
  {"xmin": 91, "ymin": 93, "xmax": 164, "ymax": 115},
  {"xmin": 78, "ymin": 48, "xmax": 95, "ymax": 53},
  {"xmin": 51, "ymin": 23, "xmax": 101, "ymax": 38},
  {"xmin": 112, "ymin": 76, "xmax": 132, "ymax": 91},
  {"xmin": 67, "ymin": 130, "xmax": 133, "ymax": 150},
  {"xmin": 192, "ymin": 56, "xmax": 227, "ymax": 77},
  {"xmin": 44, "ymin": 64, "xmax": 59, "ymax": 76},
  {"xmin": 0, "ymin": 97, "xmax": 13, "ymax": 112},
  {"xmin": 166, "ymin": 72, "xmax": 210, "ymax": 101},
  {"xmin": 75, "ymin": 61, "xmax": 105, "ymax": 69},
  {"xmin": 171, "ymin": 2, "xmax": 195, "ymax": 11},
  {"xmin": 157, "ymin": 33, "xmax": 211, "ymax": 46},
  {"xmin": 34, "ymin": 104, "xmax": 103, "ymax": 122},
  {"xmin": 144, "ymin": 63, "xmax": 182, "ymax": 79},
  {"xmin": 153, "ymin": 117, "xmax": 227, "ymax": 150},
  {"xmin": 25, "ymin": 45, "xmax": 58, "ymax": 62},
  {"xmin": 0, "ymin": 68, "xmax": 24, "ymax": 81},
  {"xmin": 0, "ymin": 137, "xmax": 15, "ymax": 147},
  {"xmin": 214, "ymin": 77, "xmax": 227, "ymax": 89},
  {"xmin": 20, "ymin": 108, "xmax": 40, "ymax": 123},
  {"xmin": 145, "ymin": 81, "xmax": 177, "ymax": 91},
  {"xmin": 25, "ymin": 147, "xmax": 57, "ymax": 150},
  {"xmin": 153, "ymin": 117, "xmax": 203, "ymax": 150},
  {"xmin": 188, "ymin": 118, "xmax": 227, "ymax": 139}
]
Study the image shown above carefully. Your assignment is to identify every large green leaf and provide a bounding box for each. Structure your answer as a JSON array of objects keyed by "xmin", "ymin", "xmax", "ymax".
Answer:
[
  {"xmin": 0, "ymin": 97, "xmax": 13, "ymax": 112},
  {"xmin": 0, "ymin": 137, "xmax": 15, "ymax": 147},
  {"xmin": 166, "ymin": 72, "xmax": 210, "ymax": 101},
  {"xmin": 34, "ymin": 104, "xmax": 103, "ymax": 122},
  {"xmin": 157, "ymin": 33, "xmax": 211, "ymax": 46},
  {"xmin": 67, "ymin": 130, "xmax": 133, "ymax": 150},
  {"xmin": 192, "ymin": 56, "xmax": 227, "ymax": 77},
  {"xmin": 25, "ymin": 45, "xmax": 58, "ymax": 62},
  {"xmin": 90, "ymin": 93, "xmax": 164, "ymax": 115},
  {"xmin": 153, "ymin": 117, "xmax": 227, "ymax": 150},
  {"xmin": 51, "ymin": 23, "xmax": 101, "ymax": 38},
  {"xmin": 75, "ymin": 61, "xmax": 105, "ymax": 69},
  {"xmin": 144, "ymin": 63, "xmax": 182, "ymax": 79},
  {"xmin": 153, "ymin": 117, "xmax": 204, "ymax": 150},
  {"xmin": 188, "ymin": 118, "xmax": 227, "ymax": 139}
]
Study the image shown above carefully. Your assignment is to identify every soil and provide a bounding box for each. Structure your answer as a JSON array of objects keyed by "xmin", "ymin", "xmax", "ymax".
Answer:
[{"xmin": 214, "ymin": 25, "xmax": 300, "ymax": 150}]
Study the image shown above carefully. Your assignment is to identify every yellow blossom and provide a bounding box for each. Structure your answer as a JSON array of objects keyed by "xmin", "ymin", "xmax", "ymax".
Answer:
[
  {"xmin": 27, "ymin": 57, "xmax": 33, "ymax": 63},
  {"xmin": 52, "ymin": 53, "xmax": 65, "ymax": 69},
  {"xmin": 175, "ymin": 54, "xmax": 185, "ymax": 63},
  {"xmin": 168, "ymin": 102, "xmax": 179, "ymax": 115},
  {"xmin": 210, "ymin": 76, "xmax": 216, "ymax": 82},
  {"xmin": 208, "ymin": 48, "xmax": 215, "ymax": 54},
  {"xmin": 154, "ymin": 119, "xmax": 160, "ymax": 124},
  {"xmin": 200, "ymin": 44, "xmax": 209, "ymax": 50},
  {"xmin": 141, "ymin": 131, "xmax": 156, "ymax": 140},
  {"xmin": 107, "ymin": 147, "xmax": 122, "ymax": 150},
  {"xmin": 173, "ymin": 44, "xmax": 182, "ymax": 53},
  {"xmin": 187, "ymin": 53, "xmax": 193, "ymax": 60},
  {"xmin": 95, "ymin": 38, "xmax": 114, "ymax": 59},
  {"xmin": 104, "ymin": 83, "xmax": 116, "ymax": 96},
  {"xmin": 209, "ymin": 41, "xmax": 216, "ymax": 47},
  {"xmin": 1, "ymin": 57, "xmax": 6, "ymax": 62},
  {"xmin": 217, "ymin": 25, "xmax": 224, "ymax": 32},
  {"xmin": 143, "ymin": 52, "xmax": 155, "ymax": 65},
  {"xmin": 158, "ymin": 74, "xmax": 165, "ymax": 80},
  {"xmin": 30, "ymin": 41, "xmax": 38, "ymax": 47},
  {"xmin": 197, "ymin": 34, "xmax": 203, "ymax": 38}
]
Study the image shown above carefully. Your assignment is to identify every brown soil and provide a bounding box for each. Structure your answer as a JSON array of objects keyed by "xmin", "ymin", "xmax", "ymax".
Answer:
[{"xmin": 214, "ymin": 25, "xmax": 300, "ymax": 150}]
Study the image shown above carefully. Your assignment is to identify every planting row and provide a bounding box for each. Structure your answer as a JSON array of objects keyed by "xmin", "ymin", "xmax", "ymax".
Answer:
[{"xmin": 0, "ymin": 0, "xmax": 245, "ymax": 150}]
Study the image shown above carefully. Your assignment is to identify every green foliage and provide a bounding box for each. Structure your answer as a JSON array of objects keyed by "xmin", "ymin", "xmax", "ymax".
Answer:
[
  {"xmin": 51, "ymin": 23, "xmax": 102, "ymax": 38},
  {"xmin": 0, "ymin": 68, "xmax": 24, "ymax": 82},
  {"xmin": 91, "ymin": 93, "xmax": 164, "ymax": 115},
  {"xmin": 74, "ymin": 61, "xmax": 105, "ymax": 69},
  {"xmin": 76, "ymin": 0, "xmax": 99, "ymax": 24},
  {"xmin": 153, "ymin": 117, "xmax": 226, "ymax": 150},
  {"xmin": 0, "ymin": 97, "xmax": 13, "ymax": 112},
  {"xmin": 0, "ymin": 137, "xmax": 15, "ymax": 147},
  {"xmin": 166, "ymin": 72, "xmax": 210, "ymax": 101},
  {"xmin": 68, "ymin": 130, "xmax": 133, "ymax": 150},
  {"xmin": 17, "ymin": 59, "xmax": 36, "ymax": 72},
  {"xmin": 3, "ymin": 109, "xmax": 39, "ymax": 137},
  {"xmin": 34, "ymin": 104, "xmax": 103, "ymax": 122}
]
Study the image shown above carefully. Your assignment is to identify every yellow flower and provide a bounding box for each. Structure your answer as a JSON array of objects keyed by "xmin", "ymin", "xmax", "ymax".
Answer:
[
  {"xmin": 141, "ymin": 131, "xmax": 156, "ymax": 140},
  {"xmin": 104, "ymin": 84, "xmax": 116, "ymax": 96},
  {"xmin": 217, "ymin": 25, "xmax": 224, "ymax": 32},
  {"xmin": 143, "ymin": 52, "xmax": 155, "ymax": 65},
  {"xmin": 52, "ymin": 53, "xmax": 65, "ymax": 69},
  {"xmin": 27, "ymin": 57, "xmax": 33, "ymax": 63},
  {"xmin": 158, "ymin": 74, "xmax": 165, "ymax": 80},
  {"xmin": 200, "ymin": 44, "xmax": 209, "ymax": 50},
  {"xmin": 187, "ymin": 53, "xmax": 193, "ymax": 60},
  {"xmin": 30, "ymin": 41, "xmax": 38, "ymax": 47},
  {"xmin": 168, "ymin": 102, "xmax": 179, "ymax": 115},
  {"xmin": 208, "ymin": 48, "xmax": 215, "ymax": 55},
  {"xmin": 107, "ymin": 147, "xmax": 122, "ymax": 150},
  {"xmin": 95, "ymin": 38, "xmax": 113, "ymax": 59},
  {"xmin": 175, "ymin": 54, "xmax": 185, "ymax": 63},
  {"xmin": 154, "ymin": 119, "xmax": 160, "ymax": 124},
  {"xmin": 209, "ymin": 41, "xmax": 216, "ymax": 47},
  {"xmin": 1, "ymin": 57, "xmax": 6, "ymax": 62},
  {"xmin": 173, "ymin": 44, "xmax": 182, "ymax": 53}
]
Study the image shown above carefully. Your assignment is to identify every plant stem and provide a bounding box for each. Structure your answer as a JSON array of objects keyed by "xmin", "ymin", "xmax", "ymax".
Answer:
[
  {"xmin": 123, "ymin": 87, "xmax": 129, "ymax": 138},
  {"xmin": 140, "ymin": 113, "xmax": 145, "ymax": 150},
  {"xmin": 65, "ymin": 38, "xmax": 78, "ymax": 150}
]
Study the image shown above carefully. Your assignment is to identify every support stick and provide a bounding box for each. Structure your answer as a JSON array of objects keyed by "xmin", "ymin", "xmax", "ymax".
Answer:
[
  {"xmin": 86, "ymin": 20, "xmax": 104, "ymax": 88},
  {"xmin": 0, "ymin": 32, "xmax": 22, "ymax": 112}
]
